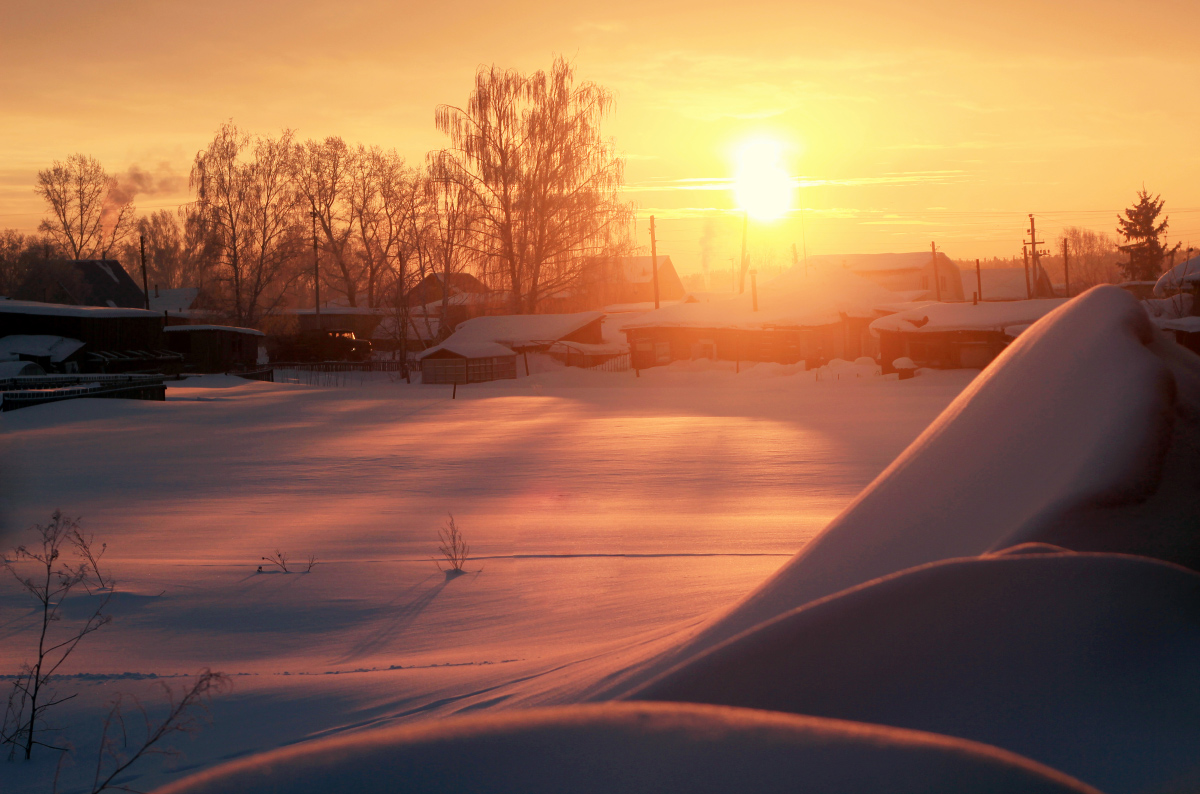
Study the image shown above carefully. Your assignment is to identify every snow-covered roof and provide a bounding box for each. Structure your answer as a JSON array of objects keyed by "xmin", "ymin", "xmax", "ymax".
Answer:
[
  {"xmin": 960, "ymin": 268, "xmax": 1033, "ymax": 301},
  {"xmin": 446, "ymin": 312, "xmax": 605, "ymax": 349},
  {"xmin": 1155, "ymin": 316, "xmax": 1200, "ymax": 334},
  {"xmin": 1153, "ymin": 255, "xmax": 1200, "ymax": 297},
  {"xmin": 0, "ymin": 360, "xmax": 46, "ymax": 379},
  {"xmin": 870, "ymin": 299, "xmax": 1066, "ymax": 337},
  {"xmin": 147, "ymin": 288, "xmax": 199, "ymax": 313},
  {"xmin": 613, "ymin": 256, "xmax": 677, "ymax": 284},
  {"xmin": 621, "ymin": 267, "xmax": 899, "ymax": 331},
  {"xmin": 288, "ymin": 306, "xmax": 389, "ymax": 316},
  {"xmin": 417, "ymin": 340, "xmax": 516, "ymax": 360},
  {"xmin": 804, "ymin": 252, "xmax": 957, "ymax": 274},
  {"xmin": 162, "ymin": 324, "xmax": 265, "ymax": 337},
  {"xmin": 0, "ymin": 299, "xmax": 161, "ymax": 318},
  {"xmin": 0, "ymin": 334, "xmax": 86, "ymax": 362}
]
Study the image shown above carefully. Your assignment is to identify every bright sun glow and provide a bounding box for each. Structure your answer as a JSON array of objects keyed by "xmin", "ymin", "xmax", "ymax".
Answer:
[{"xmin": 733, "ymin": 138, "xmax": 794, "ymax": 222}]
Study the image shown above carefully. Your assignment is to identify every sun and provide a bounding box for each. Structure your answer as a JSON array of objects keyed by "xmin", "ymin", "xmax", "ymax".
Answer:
[{"xmin": 733, "ymin": 137, "xmax": 794, "ymax": 222}]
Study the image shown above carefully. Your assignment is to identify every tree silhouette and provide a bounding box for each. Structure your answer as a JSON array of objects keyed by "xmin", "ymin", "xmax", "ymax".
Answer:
[
  {"xmin": 35, "ymin": 154, "xmax": 136, "ymax": 260},
  {"xmin": 1116, "ymin": 188, "xmax": 1179, "ymax": 281},
  {"xmin": 434, "ymin": 57, "xmax": 632, "ymax": 314}
]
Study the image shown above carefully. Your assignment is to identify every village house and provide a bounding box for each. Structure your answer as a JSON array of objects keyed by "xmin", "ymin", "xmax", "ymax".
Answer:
[
  {"xmin": 621, "ymin": 267, "xmax": 897, "ymax": 370},
  {"xmin": 163, "ymin": 325, "xmax": 266, "ymax": 373},
  {"xmin": 871, "ymin": 299, "xmax": 1065, "ymax": 373},
  {"xmin": 419, "ymin": 311, "xmax": 613, "ymax": 378},
  {"xmin": 805, "ymin": 252, "xmax": 965, "ymax": 302},
  {"xmin": 13, "ymin": 259, "xmax": 148, "ymax": 308},
  {"xmin": 0, "ymin": 299, "xmax": 179, "ymax": 373}
]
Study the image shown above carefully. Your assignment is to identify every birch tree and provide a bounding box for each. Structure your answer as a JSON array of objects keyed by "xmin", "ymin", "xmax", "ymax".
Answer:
[
  {"xmin": 189, "ymin": 123, "xmax": 301, "ymax": 326},
  {"xmin": 435, "ymin": 57, "xmax": 631, "ymax": 313},
  {"xmin": 35, "ymin": 154, "xmax": 136, "ymax": 260}
]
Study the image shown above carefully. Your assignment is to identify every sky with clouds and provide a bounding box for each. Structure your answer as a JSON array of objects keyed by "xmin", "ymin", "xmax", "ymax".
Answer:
[{"xmin": 3, "ymin": 0, "xmax": 1199, "ymax": 273}]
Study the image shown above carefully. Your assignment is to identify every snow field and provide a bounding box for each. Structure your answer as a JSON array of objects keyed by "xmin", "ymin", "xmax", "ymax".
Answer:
[{"xmin": 0, "ymin": 359, "xmax": 972, "ymax": 792}]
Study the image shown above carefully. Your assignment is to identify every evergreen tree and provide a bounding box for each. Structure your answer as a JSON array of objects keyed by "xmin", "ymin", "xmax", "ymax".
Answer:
[{"xmin": 1116, "ymin": 188, "xmax": 1179, "ymax": 281}]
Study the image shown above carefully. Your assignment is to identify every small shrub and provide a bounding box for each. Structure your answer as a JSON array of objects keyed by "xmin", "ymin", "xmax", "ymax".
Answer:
[
  {"xmin": 436, "ymin": 514, "xmax": 470, "ymax": 575},
  {"xmin": 261, "ymin": 550, "xmax": 289, "ymax": 573}
]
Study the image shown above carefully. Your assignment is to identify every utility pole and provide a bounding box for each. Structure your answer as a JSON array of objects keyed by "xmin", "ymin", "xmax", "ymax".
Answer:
[
  {"xmin": 750, "ymin": 270, "xmax": 759, "ymax": 312},
  {"xmin": 139, "ymin": 234, "xmax": 150, "ymax": 310},
  {"xmin": 1024, "ymin": 214, "xmax": 1044, "ymax": 299},
  {"xmin": 311, "ymin": 210, "xmax": 321, "ymax": 324},
  {"xmin": 975, "ymin": 258, "xmax": 982, "ymax": 303},
  {"xmin": 1062, "ymin": 238, "xmax": 1070, "ymax": 298},
  {"xmin": 1022, "ymin": 244, "xmax": 1031, "ymax": 300},
  {"xmin": 930, "ymin": 241, "xmax": 942, "ymax": 301},
  {"xmin": 798, "ymin": 184, "xmax": 809, "ymax": 275},
  {"xmin": 738, "ymin": 211, "xmax": 748, "ymax": 294},
  {"xmin": 650, "ymin": 215, "xmax": 660, "ymax": 309}
]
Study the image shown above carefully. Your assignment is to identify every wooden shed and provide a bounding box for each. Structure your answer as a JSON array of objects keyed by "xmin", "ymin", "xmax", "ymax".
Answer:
[
  {"xmin": 418, "ymin": 341, "xmax": 517, "ymax": 384},
  {"xmin": 163, "ymin": 324, "xmax": 265, "ymax": 373}
]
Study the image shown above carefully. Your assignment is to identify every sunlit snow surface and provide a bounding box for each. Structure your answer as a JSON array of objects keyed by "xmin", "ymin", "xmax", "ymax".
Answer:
[{"xmin": 0, "ymin": 357, "xmax": 970, "ymax": 792}]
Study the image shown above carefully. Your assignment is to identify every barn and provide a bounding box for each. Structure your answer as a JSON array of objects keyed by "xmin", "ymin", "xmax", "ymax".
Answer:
[
  {"xmin": 163, "ymin": 325, "xmax": 265, "ymax": 372},
  {"xmin": 871, "ymin": 299, "xmax": 1065, "ymax": 373},
  {"xmin": 418, "ymin": 341, "xmax": 517, "ymax": 384},
  {"xmin": 0, "ymin": 299, "xmax": 178, "ymax": 373},
  {"xmin": 621, "ymin": 267, "xmax": 895, "ymax": 370}
]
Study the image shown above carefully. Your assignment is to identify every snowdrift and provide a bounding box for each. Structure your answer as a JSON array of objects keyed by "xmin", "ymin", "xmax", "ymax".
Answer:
[
  {"xmin": 634, "ymin": 552, "xmax": 1200, "ymax": 794},
  {"xmin": 154, "ymin": 703, "xmax": 1099, "ymax": 794},
  {"xmin": 622, "ymin": 286, "xmax": 1192, "ymax": 671}
]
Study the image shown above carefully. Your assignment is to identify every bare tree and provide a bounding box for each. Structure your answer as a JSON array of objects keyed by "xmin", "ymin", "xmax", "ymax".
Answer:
[
  {"xmin": 294, "ymin": 136, "xmax": 362, "ymax": 306},
  {"xmin": 190, "ymin": 123, "xmax": 303, "ymax": 326},
  {"xmin": 117, "ymin": 209, "xmax": 212, "ymax": 292},
  {"xmin": 0, "ymin": 229, "xmax": 29, "ymax": 296},
  {"xmin": 89, "ymin": 670, "xmax": 230, "ymax": 794},
  {"xmin": 435, "ymin": 57, "xmax": 632, "ymax": 314},
  {"xmin": 2, "ymin": 511, "xmax": 111, "ymax": 761},
  {"xmin": 1058, "ymin": 227, "xmax": 1124, "ymax": 290},
  {"xmin": 35, "ymin": 154, "xmax": 137, "ymax": 260},
  {"xmin": 423, "ymin": 156, "xmax": 480, "ymax": 327}
]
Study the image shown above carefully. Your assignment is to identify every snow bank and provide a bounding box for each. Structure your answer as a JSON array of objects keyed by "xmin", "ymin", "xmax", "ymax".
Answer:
[
  {"xmin": 154, "ymin": 703, "xmax": 1098, "ymax": 794},
  {"xmin": 606, "ymin": 286, "xmax": 1181, "ymax": 691},
  {"xmin": 635, "ymin": 553, "xmax": 1200, "ymax": 794},
  {"xmin": 869, "ymin": 298, "xmax": 1065, "ymax": 336},
  {"xmin": 621, "ymin": 267, "xmax": 898, "ymax": 331},
  {"xmin": 1152, "ymin": 254, "xmax": 1200, "ymax": 296}
]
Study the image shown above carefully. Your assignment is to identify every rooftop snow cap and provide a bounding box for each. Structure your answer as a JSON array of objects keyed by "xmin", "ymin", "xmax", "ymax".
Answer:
[
  {"xmin": 0, "ymin": 334, "xmax": 86, "ymax": 363},
  {"xmin": 869, "ymin": 299, "xmax": 1066, "ymax": 337},
  {"xmin": 1153, "ymin": 254, "xmax": 1200, "ymax": 296}
]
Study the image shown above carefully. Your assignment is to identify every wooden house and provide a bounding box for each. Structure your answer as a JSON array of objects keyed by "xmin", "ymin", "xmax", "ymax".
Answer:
[
  {"xmin": 621, "ymin": 267, "xmax": 892, "ymax": 370},
  {"xmin": 871, "ymin": 299, "xmax": 1065, "ymax": 373},
  {"xmin": 805, "ymin": 252, "xmax": 965, "ymax": 302},
  {"xmin": 163, "ymin": 325, "xmax": 265, "ymax": 372},
  {"xmin": 0, "ymin": 299, "xmax": 178, "ymax": 373},
  {"xmin": 418, "ymin": 341, "xmax": 517, "ymax": 384}
]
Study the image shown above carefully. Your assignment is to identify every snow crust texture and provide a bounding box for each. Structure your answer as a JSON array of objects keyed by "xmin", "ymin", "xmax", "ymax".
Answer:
[
  {"xmin": 154, "ymin": 703, "xmax": 1100, "ymax": 794},
  {"xmin": 658, "ymin": 286, "xmax": 1181, "ymax": 663},
  {"xmin": 634, "ymin": 553, "xmax": 1200, "ymax": 794}
]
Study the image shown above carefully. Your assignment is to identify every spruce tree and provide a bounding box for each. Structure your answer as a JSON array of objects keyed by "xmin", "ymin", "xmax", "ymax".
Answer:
[{"xmin": 1116, "ymin": 188, "xmax": 1179, "ymax": 281}]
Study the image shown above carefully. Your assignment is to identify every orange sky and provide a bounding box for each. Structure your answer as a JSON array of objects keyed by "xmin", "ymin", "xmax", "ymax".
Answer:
[{"xmin": 3, "ymin": 0, "xmax": 1199, "ymax": 276}]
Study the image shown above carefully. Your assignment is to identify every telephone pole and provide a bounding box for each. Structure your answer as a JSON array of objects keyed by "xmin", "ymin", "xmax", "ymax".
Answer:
[
  {"xmin": 738, "ymin": 211, "xmax": 748, "ymax": 294},
  {"xmin": 975, "ymin": 258, "xmax": 982, "ymax": 303},
  {"xmin": 139, "ymin": 234, "xmax": 150, "ymax": 311},
  {"xmin": 650, "ymin": 215, "xmax": 660, "ymax": 309},
  {"xmin": 311, "ymin": 211, "xmax": 321, "ymax": 323},
  {"xmin": 1022, "ymin": 244, "xmax": 1031, "ymax": 300},
  {"xmin": 1062, "ymin": 238, "xmax": 1070, "ymax": 298},
  {"xmin": 1024, "ymin": 214, "xmax": 1045, "ymax": 299},
  {"xmin": 930, "ymin": 241, "xmax": 942, "ymax": 301}
]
